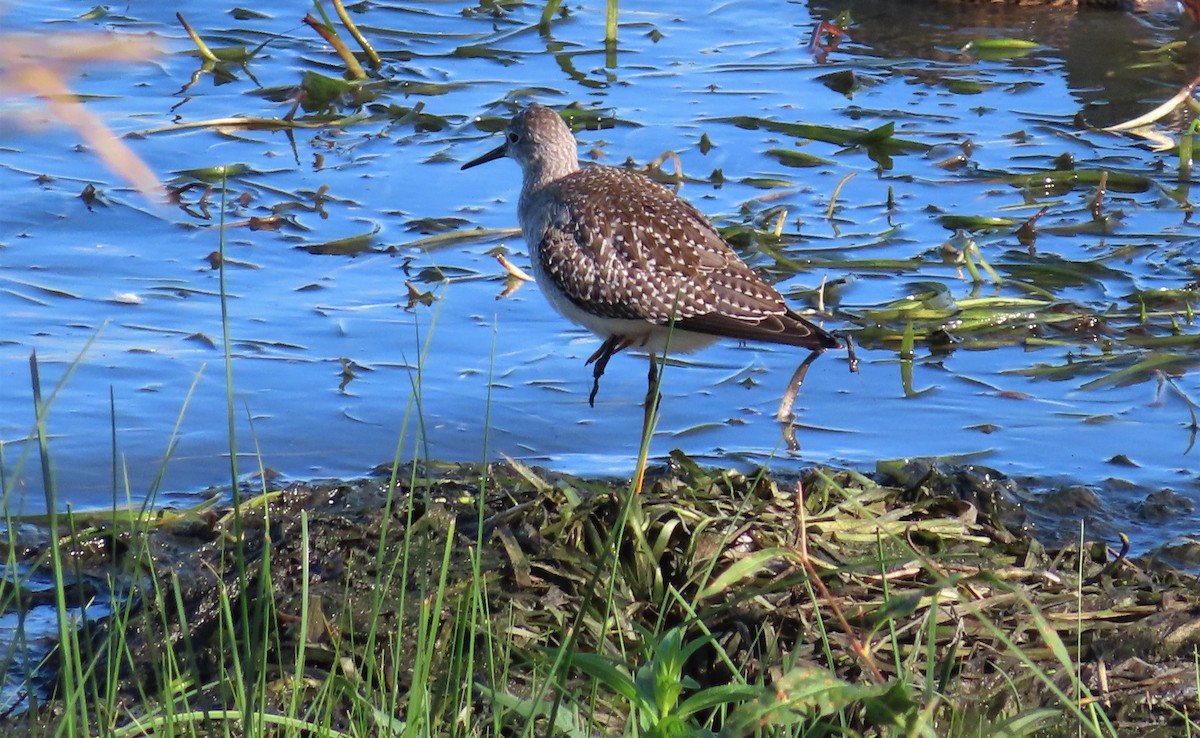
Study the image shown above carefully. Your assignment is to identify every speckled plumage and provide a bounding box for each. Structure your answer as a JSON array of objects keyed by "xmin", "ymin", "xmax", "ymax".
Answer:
[
  {"xmin": 462, "ymin": 104, "xmax": 841, "ymax": 407},
  {"xmin": 464, "ymin": 104, "xmax": 841, "ymax": 358},
  {"xmin": 528, "ymin": 163, "xmax": 842, "ymax": 350}
]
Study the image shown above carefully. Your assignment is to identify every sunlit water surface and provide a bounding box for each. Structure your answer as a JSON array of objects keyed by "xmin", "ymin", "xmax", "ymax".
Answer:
[{"xmin": 3, "ymin": 0, "xmax": 1200, "ymax": 558}]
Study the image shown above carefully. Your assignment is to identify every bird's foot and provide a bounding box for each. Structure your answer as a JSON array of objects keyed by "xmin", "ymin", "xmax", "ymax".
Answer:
[
  {"xmin": 588, "ymin": 374, "xmax": 602, "ymax": 407},
  {"xmin": 586, "ymin": 335, "xmax": 624, "ymax": 407},
  {"xmin": 841, "ymin": 333, "xmax": 859, "ymax": 374}
]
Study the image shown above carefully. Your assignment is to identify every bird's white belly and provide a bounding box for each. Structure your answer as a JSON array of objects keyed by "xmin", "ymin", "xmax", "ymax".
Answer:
[{"xmin": 525, "ymin": 245, "xmax": 719, "ymax": 355}]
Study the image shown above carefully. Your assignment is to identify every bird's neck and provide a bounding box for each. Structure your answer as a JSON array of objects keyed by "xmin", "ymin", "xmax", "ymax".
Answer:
[
  {"xmin": 520, "ymin": 156, "xmax": 579, "ymax": 198},
  {"xmin": 516, "ymin": 158, "xmax": 576, "ymax": 234}
]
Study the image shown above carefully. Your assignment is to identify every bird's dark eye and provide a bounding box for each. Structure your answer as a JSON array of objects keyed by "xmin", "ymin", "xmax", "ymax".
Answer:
[{"xmin": 506, "ymin": 132, "xmax": 520, "ymax": 144}]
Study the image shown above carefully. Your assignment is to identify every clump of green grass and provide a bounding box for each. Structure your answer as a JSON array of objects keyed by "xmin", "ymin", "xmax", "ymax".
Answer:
[{"xmin": 10, "ymin": 443, "xmax": 1200, "ymax": 737}]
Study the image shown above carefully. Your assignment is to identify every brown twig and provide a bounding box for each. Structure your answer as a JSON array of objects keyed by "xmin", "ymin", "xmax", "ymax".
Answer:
[
  {"xmin": 1103, "ymin": 71, "xmax": 1200, "ymax": 132},
  {"xmin": 176, "ymin": 13, "xmax": 219, "ymax": 63},
  {"xmin": 303, "ymin": 13, "xmax": 367, "ymax": 80},
  {"xmin": 794, "ymin": 480, "xmax": 887, "ymax": 683},
  {"xmin": 332, "ymin": 0, "xmax": 382, "ymax": 71}
]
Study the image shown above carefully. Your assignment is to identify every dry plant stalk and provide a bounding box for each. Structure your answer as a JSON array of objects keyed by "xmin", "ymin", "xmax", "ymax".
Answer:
[
  {"xmin": 793, "ymin": 479, "xmax": 887, "ymax": 684},
  {"xmin": 302, "ymin": 14, "xmax": 367, "ymax": 80},
  {"xmin": 331, "ymin": 0, "xmax": 381, "ymax": 71},
  {"xmin": 495, "ymin": 253, "xmax": 533, "ymax": 282},
  {"xmin": 0, "ymin": 33, "xmax": 163, "ymax": 202}
]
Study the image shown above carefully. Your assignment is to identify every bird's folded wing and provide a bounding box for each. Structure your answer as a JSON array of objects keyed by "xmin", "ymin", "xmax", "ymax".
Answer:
[{"xmin": 538, "ymin": 168, "xmax": 795, "ymax": 326}]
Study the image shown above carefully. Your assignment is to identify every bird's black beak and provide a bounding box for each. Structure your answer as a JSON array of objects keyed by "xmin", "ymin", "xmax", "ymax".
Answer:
[{"xmin": 460, "ymin": 141, "xmax": 507, "ymax": 170}]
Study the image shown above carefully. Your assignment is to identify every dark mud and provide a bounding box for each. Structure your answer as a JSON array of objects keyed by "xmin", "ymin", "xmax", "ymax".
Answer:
[{"xmin": 3, "ymin": 457, "xmax": 1200, "ymax": 736}]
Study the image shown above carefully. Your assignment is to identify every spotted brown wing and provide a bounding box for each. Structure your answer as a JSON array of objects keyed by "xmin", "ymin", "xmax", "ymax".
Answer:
[{"xmin": 535, "ymin": 166, "xmax": 840, "ymax": 350}]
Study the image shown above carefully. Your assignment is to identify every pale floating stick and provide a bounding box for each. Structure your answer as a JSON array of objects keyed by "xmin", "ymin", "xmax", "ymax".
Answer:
[
  {"xmin": 772, "ymin": 208, "xmax": 788, "ymax": 238},
  {"xmin": 496, "ymin": 276, "xmax": 525, "ymax": 300},
  {"xmin": 646, "ymin": 149, "xmax": 685, "ymax": 186},
  {"xmin": 825, "ymin": 171, "xmax": 856, "ymax": 221},
  {"xmin": 776, "ymin": 349, "xmax": 823, "ymax": 423},
  {"xmin": 495, "ymin": 253, "xmax": 533, "ymax": 282},
  {"xmin": 777, "ymin": 335, "xmax": 858, "ymax": 426},
  {"xmin": 777, "ymin": 275, "xmax": 857, "ymax": 425},
  {"xmin": 1103, "ymin": 71, "xmax": 1200, "ymax": 132}
]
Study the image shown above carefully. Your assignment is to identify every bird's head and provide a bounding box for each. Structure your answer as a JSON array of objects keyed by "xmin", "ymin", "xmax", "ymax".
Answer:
[{"xmin": 461, "ymin": 103, "xmax": 578, "ymax": 176}]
